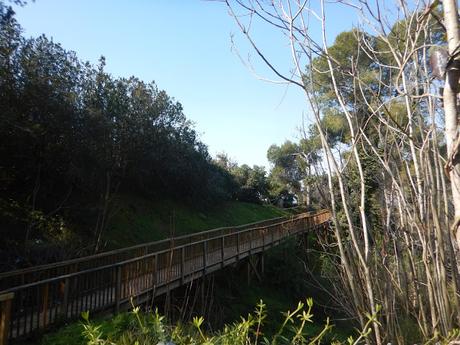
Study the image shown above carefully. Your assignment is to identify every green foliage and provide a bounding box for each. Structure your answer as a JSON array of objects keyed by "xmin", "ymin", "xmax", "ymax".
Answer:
[
  {"xmin": 210, "ymin": 239, "xmax": 352, "ymax": 343},
  {"xmin": 344, "ymin": 147, "xmax": 382, "ymax": 236},
  {"xmin": 262, "ymin": 239, "xmax": 308, "ymax": 297},
  {"xmin": 397, "ymin": 316, "xmax": 423, "ymax": 344},
  {"xmin": 309, "ymin": 30, "xmax": 377, "ymax": 109},
  {"xmin": 267, "ymin": 141, "xmax": 306, "ymax": 205},
  {"xmin": 42, "ymin": 299, "xmax": 378, "ymax": 345},
  {"xmin": 0, "ymin": 6, "xmax": 256, "ymax": 264},
  {"xmin": 37, "ymin": 303, "xmax": 460, "ymax": 345},
  {"xmin": 231, "ymin": 164, "xmax": 269, "ymax": 203},
  {"xmin": 214, "ymin": 153, "xmax": 270, "ymax": 204},
  {"xmin": 310, "ymin": 109, "xmax": 349, "ymax": 147}
]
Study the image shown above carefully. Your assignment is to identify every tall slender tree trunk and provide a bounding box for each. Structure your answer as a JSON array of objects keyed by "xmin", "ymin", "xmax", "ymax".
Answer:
[{"xmin": 443, "ymin": 0, "xmax": 460, "ymax": 250}]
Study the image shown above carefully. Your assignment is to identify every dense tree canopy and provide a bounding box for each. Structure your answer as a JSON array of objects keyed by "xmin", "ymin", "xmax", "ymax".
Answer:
[
  {"xmin": 214, "ymin": 153, "xmax": 270, "ymax": 204},
  {"xmin": 0, "ymin": 4, "xmax": 239, "ymax": 262}
]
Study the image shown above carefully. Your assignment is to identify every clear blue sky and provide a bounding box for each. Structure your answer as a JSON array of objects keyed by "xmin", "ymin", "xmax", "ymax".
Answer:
[{"xmin": 12, "ymin": 0, "xmax": 355, "ymax": 168}]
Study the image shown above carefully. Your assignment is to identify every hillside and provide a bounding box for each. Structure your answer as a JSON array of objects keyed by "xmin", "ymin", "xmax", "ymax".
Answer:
[{"xmin": 98, "ymin": 194, "xmax": 289, "ymax": 249}]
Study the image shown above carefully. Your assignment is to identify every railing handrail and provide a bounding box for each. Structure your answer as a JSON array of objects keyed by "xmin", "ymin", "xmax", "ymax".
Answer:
[
  {"xmin": 1, "ymin": 210, "xmax": 329, "ymax": 294},
  {"xmin": 0, "ymin": 210, "xmax": 324, "ymax": 281},
  {"xmin": 0, "ymin": 211, "xmax": 330, "ymax": 293}
]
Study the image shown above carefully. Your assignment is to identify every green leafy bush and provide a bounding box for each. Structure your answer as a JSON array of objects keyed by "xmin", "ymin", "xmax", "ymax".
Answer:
[{"xmin": 75, "ymin": 299, "xmax": 380, "ymax": 345}]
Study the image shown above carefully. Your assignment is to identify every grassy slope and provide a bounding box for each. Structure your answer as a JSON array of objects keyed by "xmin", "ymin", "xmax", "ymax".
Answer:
[{"xmin": 104, "ymin": 194, "xmax": 288, "ymax": 248}]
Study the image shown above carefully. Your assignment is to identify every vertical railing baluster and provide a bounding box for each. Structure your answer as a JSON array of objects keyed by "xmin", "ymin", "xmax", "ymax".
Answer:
[
  {"xmin": 203, "ymin": 241, "xmax": 207, "ymax": 275},
  {"xmin": 271, "ymin": 226, "xmax": 274, "ymax": 245},
  {"xmin": 115, "ymin": 265, "xmax": 121, "ymax": 313},
  {"xmin": 42, "ymin": 283, "xmax": 49, "ymax": 330},
  {"xmin": 181, "ymin": 247, "xmax": 185, "ymax": 284},
  {"xmin": 0, "ymin": 292, "xmax": 14, "ymax": 345},
  {"xmin": 237, "ymin": 233, "xmax": 240, "ymax": 260},
  {"xmin": 262, "ymin": 229, "xmax": 265, "ymax": 250},
  {"xmin": 60, "ymin": 278, "xmax": 69, "ymax": 319},
  {"xmin": 153, "ymin": 254, "xmax": 158, "ymax": 287},
  {"xmin": 221, "ymin": 236, "xmax": 225, "ymax": 268}
]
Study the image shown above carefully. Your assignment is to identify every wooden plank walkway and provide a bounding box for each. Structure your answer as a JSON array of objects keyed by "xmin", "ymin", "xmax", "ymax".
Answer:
[{"xmin": 0, "ymin": 210, "xmax": 330, "ymax": 343}]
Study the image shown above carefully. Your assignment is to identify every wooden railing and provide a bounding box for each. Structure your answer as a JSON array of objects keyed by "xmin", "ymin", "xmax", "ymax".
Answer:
[
  {"xmin": 0, "ymin": 210, "xmax": 330, "ymax": 344},
  {"xmin": 0, "ymin": 212, "xmax": 315, "ymax": 291},
  {"xmin": 0, "ymin": 214, "xmax": 303, "ymax": 291}
]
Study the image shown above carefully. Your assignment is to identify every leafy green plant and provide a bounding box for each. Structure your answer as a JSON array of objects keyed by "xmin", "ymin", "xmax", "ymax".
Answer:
[
  {"xmin": 77, "ymin": 299, "xmax": 378, "ymax": 345},
  {"xmin": 81, "ymin": 311, "xmax": 111, "ymax": 345}
]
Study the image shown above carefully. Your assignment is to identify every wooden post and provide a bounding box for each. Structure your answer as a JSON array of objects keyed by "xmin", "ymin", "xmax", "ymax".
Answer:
[
  {"xmin": 203, "ymin": 241, "xmax": 207, "ymax": 275},
  {"xmin": 60, "ymin": 278, "xmax": 70, "ymax": 319},
  {"xmin": 42, "ymin": 283, "xmax": 49, "ymax": 328},
  {"xmin": 0, "ymin": 292, "xmax": 14, "ymax": 345},
  {"xmin": 150, "ymin": 254, "xmax": 158, "ymax": 303},
  {"xmin": 181, "ymin": 247, "xmax": 185, "ymax": 284},
  {"xmin": 153, "ymin": 254, "xmax": 158, "ymax": 287},
  {"xmin": 221, "ymin": 236, "xmax": 225, "ymax": 268},
  {"xmin": 115, "ymin": 265, "xmax": 121, "ymax": 313},
  {"xmin": 236, "ymin": 233, "xmax": 240, "ymax": 260}
]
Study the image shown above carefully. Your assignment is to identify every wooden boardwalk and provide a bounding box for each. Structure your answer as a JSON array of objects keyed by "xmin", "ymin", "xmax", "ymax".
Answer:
[{"xmin": 0, "ymin": 210, "xmax": 330, "ymax": 343}]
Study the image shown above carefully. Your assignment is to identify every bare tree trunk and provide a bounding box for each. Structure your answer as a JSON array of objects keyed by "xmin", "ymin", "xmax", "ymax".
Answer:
[
  {"xmin": 443, "ymin": 0, "xmax": 460, "ymax": 250},
  {"xmin": 306, "ymin": 165, "xmax": 311, "ymax": 207},
  {"xmin": 223, "ymin": 0, "xmax": 460, "ymax": 341}
]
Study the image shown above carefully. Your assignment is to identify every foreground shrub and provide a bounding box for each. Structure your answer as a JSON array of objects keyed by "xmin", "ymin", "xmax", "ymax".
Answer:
[{"xmin": 78, "ymin": 299, "xmax": 381, "ymax": 345}]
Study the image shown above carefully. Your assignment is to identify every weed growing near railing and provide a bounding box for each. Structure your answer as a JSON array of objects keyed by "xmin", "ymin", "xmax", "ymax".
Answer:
[{"xmin": 78, "ymin": 299, "xmax": 382, "ymax": 345}]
